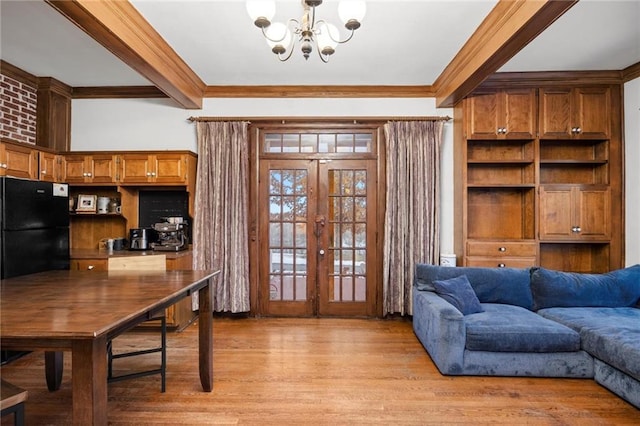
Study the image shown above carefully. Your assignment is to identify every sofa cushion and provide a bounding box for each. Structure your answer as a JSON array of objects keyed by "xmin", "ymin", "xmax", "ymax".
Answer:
[
  {"xmin": 432, "ymin": 275, "xmax": 484, "ymax": 315},
  {"xmin": 582, "ymin": 326, "xmax": 640, "ymax": 380},
  {"xmin": 537, "ymin": 307, "xmax": 640, "ymax": 333},
  {"xmin": 415, "ymin": 264, "xmax": 533, "ymax": 310},
  {"xmin": 530, "ymin": 265, "xmax": 640, "ymax": 310},
  {"xmin": 464, "ymin": 304, "xmax": 581, "ymax": 353}
]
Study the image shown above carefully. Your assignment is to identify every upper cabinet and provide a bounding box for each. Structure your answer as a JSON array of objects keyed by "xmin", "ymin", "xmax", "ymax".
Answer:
[
  {"xmin": 539, "ymin": 87, "xmax": 611, "ymax": 139},
  {"xmin": 119, "ymin": 153, "xmax": 193, "ymax": 185},
  {"xmin": 1, "ymin": 140, "xmax": 63, "ymax": 181},
  {"xmin": 465, "ymin": 89, "xmax": 536, "ymax": 140},
  {"xmin": 63, "ymin": 154, "xmax": 118, "ymax": 184},
  {"xmin": 0, "ymin": 141, "xmax": 38, "ymax": 179}
]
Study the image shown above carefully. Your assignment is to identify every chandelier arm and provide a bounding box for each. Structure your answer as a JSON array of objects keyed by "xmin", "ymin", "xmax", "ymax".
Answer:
[
  {"xmin": 260, "ymin": 19, "xmax": 301, "ymax": 43},
  {"xmin": 314, "ymin": 19, "xmax": 357, "ymax": 44},
  {"xmin": 316, "ymin": 46, "xmax": 330, "ymax": 63},
  {"xmin": 277, "ymin": 47, "xmax": 296, "ymax": 62}
]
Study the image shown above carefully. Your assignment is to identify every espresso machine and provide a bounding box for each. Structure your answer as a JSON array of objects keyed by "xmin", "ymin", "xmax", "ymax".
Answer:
[{"xmin": 151, "ymin": 218, "xmax": 188, "ymax": 251}]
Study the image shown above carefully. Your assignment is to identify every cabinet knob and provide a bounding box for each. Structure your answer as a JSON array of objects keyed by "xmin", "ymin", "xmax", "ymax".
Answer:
[
  {"xmin": 571, "ymin": 226, "xmax": 582, "ymax": 233},
  {"xmin": 498, "ymin": 247, "xmax": 506, "ymax": 252},
  {"xmin": 1, "ymin": 163, "xmax": 7, "ymax": 168},
  {"xmin": 41, "ymin": 170, "xmax": 47, "ymax": 175},
  {"xmin": 87, "ymin": 265, "xmax": 95, "ymax": 270},
  {"xmin": 497, "ymin": 263, "xmax": 506, "ymax": 268}
]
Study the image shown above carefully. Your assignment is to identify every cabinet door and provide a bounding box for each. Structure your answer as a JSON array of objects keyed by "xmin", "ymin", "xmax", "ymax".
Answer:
[
  {"xmin": 0, "ymin": 142, "xmax": 38, "ymax": 179},
  {"xmin": 539, "ymin": 186, "xmax": 610, "ymax": 241},
  {"xmin": 502, "ymin": 89, "xmax": 536, "ymax": 139},
  {"xmin": 119, "ymin": 154, "xmax": 153, "ymax": 184},
  {"xmin": 466, "ymin": 92, "xmax": 501, "ymax": 139},
  {"xmin": 38, "ymin": 151, "xmax": 60, "ymax": 182},
  {"xmin": 89, "ymin": 154, "xmax": 117, "ymax": 183},
  {"xmin": 154, "ymin": 153, "xmax": 187, "ymax": 184},
  {"xmin": 576, "ymin": 187, "xmax": 610, "ymax": 239},
  {"xmin": 574, "ymin": 87, "xmax": 610, "ymax": 139},
  {"xmin": 539, "ymin": 88, "xmax": 573, "ymax": 139},
  {"xmin": 64, "ymin": 155, "xmax": 89, "ymax": 183}
]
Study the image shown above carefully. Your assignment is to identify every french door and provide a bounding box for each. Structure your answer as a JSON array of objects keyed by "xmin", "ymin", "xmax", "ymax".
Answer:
[{"xmin": 258, "ymin": 158, "xmax": 377, "ymax": 317}]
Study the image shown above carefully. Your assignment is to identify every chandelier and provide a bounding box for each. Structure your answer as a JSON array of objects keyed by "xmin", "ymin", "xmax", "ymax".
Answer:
[{"xmin": 246, "ymin": 0, "xmax": 366, "ymax": 63}]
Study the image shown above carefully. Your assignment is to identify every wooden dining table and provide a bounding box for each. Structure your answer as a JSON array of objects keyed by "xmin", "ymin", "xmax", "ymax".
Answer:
[{"xmin": 0, "ymin": 269, "xmax": 220, "ymax": 425}]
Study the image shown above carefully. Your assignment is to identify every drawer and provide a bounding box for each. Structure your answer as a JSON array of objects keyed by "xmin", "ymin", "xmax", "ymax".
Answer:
[
  {"xmin": 71, "ymin": 259, "xmax": 108, "ymax": 271},
  {"xmin": 465, "ymin": 256, "xmax": 537, "ymax": 269},
  {"xmin": 466, "ymin": 241, "xmax": 537, "ymax": 257}
]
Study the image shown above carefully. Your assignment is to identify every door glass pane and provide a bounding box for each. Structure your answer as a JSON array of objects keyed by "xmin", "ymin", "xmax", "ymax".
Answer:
[
  {"xmin": 269, "ymin": 169, "xmax": 308, "ymax": 302},
  {"xmin": 329, "ymin": 168, "xmax": 367, "ymax": 302},
  {"xmin": 319, "ymin": 134, "xmax": 336, "ymax": 153},
  {"xmin": 300, "ymin": 134, "xmax": 317, "ymax": 152}
]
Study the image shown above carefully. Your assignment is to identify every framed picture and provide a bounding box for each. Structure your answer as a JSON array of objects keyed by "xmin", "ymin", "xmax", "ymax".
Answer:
[{"xmin": 76, "ymin": 194, "xmax": 97, "ymax": 212}]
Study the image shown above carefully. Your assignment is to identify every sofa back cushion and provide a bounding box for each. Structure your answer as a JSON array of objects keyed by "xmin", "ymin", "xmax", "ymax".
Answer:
[
  {"xmin": 530, "ymin": 265, "xmax": 640, "ymax": 310},
  {"xmin": 415, "ymin": 264, "xmax": 534, "ymax": 310}
]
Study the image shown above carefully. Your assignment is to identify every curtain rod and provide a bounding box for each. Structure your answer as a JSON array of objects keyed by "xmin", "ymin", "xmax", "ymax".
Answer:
[{"xmin": 187, "ymin": 116, "xmax": 451, "ymax": 123}]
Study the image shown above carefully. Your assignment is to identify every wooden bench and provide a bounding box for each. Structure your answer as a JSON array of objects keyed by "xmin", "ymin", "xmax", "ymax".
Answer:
[{"xmin": 0, "ymin": 380, "xmax": 27, "ymax": 426}]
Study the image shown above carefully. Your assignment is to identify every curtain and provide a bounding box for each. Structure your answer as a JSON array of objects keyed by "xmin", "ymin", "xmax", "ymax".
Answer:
[
  {"xmin": 193, "ymin": 121, "xmax": 250, "ymax": 313},
  {"xmin": 383, "ymin": 120, "xmax": 444, "ymax": 315}
]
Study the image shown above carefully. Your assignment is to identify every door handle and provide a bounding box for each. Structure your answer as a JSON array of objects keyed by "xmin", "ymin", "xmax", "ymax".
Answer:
[
  {"xmin": 314, "ymin": 215, "xmax": 326, "ymax": 237},
  {"xmin": 319, "ymin": 249, "xmax": 325, "ymax": 255}
]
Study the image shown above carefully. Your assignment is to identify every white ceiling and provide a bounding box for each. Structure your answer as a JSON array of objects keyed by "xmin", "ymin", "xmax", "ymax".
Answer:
[{"xmin": 1, "ymin": 0, "xmax": 639, "ymax": 89}]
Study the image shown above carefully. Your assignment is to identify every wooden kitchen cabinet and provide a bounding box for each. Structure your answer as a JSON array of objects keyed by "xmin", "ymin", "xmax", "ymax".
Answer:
[
  {"xmin": 539, "ymin": 186, "xmax": 611, "ymax": 241},
  {"xmin": 70, "ymin": 259, "xmax": 108, "ymax": 271},
  {"xmin": 119, "ymin": 152, "xmax": 193, "ymax": 185},
  {"xmin": 63, "ymin": 153, "xmax": 118, "ymax": 184},
  {"xmin": 37, "ymin": 151, "xmax": 64, "ymax": 182},
  {"xmin": 465, "ymin": 89, "xmax": 536, "ymax": 139},
  {"xmin": 0, "ymin": 140, "xmax": 38, "ymax": 179},
  {"xmin": 539, "ymin": 87, "xmax": 611, "ymax": 139}
]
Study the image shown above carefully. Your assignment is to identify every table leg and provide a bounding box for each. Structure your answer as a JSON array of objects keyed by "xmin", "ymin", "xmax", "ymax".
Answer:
[
  {"xmin": 44, "ymin": 351, "xmax": 63, "ymax": 391},
  {"xmin": 198, "ymin": 278, "xmax": 214, "ymax": 392},
  {"xmin": 71, "ymin": 336, "xmax": 108, "ymax": 426}
]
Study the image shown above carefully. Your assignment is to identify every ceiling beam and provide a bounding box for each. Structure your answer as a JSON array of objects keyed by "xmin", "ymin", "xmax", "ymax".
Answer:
[
  {"xmin": 434, "ymin": 0, "xmax": 578, "ymax": 108},
  {"xmin": 46, "ymin": 0, "xmax": 205, "ymax": 109},
  {"xmin": 204, "ymin": 85, "xmax": 436, "ymax": 98}
]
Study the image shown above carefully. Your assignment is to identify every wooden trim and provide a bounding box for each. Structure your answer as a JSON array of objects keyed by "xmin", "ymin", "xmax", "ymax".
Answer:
[
  {"xmin": 188, "ymin": 116, "xmax": 451, "ymax": 124},
  {"xmin": 72, "ymin": 86, "xmax": 167, "ymax": 99},
  {"xmin": 204, "ymin": 85, "xmax": 435, "ymax": 98},
  {"xmin": 46, "ymin": 0, "xmax": 205, "ymax": 109},
  {"xmin": 37, "ymin": 77, "xmax": 72, "ymax": 97},
  {"xmin": 0, "ymin": 60, "xmax": 38, "ymax": 87},
  {"xmin": 477, "ymin": 71, "xmax": 624, "ymax": 89},
  {"xmin": 434, "ymin": 0, "xmax": 578, "ymax": 108},
  {"xmin": 622, "ymin": 62, "xmax": 640, "ymax": 82}
]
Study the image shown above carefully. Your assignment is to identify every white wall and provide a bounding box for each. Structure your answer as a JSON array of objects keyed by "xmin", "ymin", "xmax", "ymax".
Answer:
[
  {"xmin": 71, "ymin": 97, "xmax": 457, "ymax": 255},
  {"xmin": 624, "ymin": 77, "xmax": 640, "ymax": 266}
]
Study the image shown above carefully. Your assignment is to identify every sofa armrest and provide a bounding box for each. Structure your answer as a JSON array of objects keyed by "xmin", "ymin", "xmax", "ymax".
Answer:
[{"xmin": 413, "ymin": 289, "xmax": 466, "ymax": 374}]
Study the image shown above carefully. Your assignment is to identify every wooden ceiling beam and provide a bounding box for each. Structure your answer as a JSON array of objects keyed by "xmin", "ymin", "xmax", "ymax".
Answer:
[
  {"xmin": 46, "ymin": 0, "xmax": 205, "ymax": 109},
  {"xmin": 434, "ymin": 0, "xmax": 578, "ymax": 108}
]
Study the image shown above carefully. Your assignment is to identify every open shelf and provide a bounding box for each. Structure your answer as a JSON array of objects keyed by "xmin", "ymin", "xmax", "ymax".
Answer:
[
  {"xmin": 467, "ymin": 187, "xmax": 535, "ymax": 240},
  {"xmin": 467, "ymin": 162, "xmax": 535, "ymax": 186},
  {"xmin": 468, "ymin": 140, "xmax": 534, "ymax": 162},
  {"xmin": 540, "ymin": 243, "xmax": 610, "ymax": 273},
  {"xmin": 540, "ymin": 163, "xmax": 609, "ymax": 184}
]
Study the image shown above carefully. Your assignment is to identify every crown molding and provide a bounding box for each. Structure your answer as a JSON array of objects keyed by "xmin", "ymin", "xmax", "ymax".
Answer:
[
  {"xmin": 203, "ymin": 85, "xmax": 436, "ymax": 98},
  {"xmin": 72, "ymin": 86, "xmax": 167, "ymax": 99},
  {"xmin": 0, "ymin": 60, "xmax": 38, "ymax": 87},
  {"xmin": 622, "ymin": 62, "xmax": 640, "ymax": 82},
  {"xmin": 477, "ymin": 70, "xmax": 624, "ymax": 90}
]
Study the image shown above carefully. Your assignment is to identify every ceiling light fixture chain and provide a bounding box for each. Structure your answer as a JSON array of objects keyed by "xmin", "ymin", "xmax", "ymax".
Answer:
[{"xmin": 246, "ymin": 0, "xmax": 366, "ymax": 63}]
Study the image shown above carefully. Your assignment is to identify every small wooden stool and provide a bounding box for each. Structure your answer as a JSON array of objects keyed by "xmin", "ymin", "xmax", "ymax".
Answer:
[{"xmin": 0, "ymin": 380, "xmax": 27, "ymax": 426}]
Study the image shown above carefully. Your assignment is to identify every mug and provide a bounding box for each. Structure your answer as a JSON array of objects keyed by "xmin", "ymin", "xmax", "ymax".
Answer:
[{"xmin": 99, "ymin": 238, "xmax": 114, "ymax": 251}]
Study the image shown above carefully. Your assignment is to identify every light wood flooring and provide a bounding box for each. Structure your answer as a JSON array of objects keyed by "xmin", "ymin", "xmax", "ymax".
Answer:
[{"xmin": 1, "ymin": 317, "xmax": 637, "ymax": 425}]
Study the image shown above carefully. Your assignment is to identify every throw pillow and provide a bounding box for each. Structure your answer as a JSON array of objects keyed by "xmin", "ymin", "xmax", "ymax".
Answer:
[{"xmin": 432, "ymin": 275, "xmax": 484, "ymax": 315}]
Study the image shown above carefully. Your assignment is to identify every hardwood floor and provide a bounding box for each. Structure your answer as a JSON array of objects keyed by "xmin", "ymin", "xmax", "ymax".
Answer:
[{"xmin": 1, "ymin": 317, "xmax": 637, "ymax": 425}]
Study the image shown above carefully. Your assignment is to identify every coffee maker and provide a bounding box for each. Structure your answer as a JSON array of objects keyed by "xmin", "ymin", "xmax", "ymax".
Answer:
[{"xmin": 151, "ymin": 220, "xmax": 188, "ymax": 251}]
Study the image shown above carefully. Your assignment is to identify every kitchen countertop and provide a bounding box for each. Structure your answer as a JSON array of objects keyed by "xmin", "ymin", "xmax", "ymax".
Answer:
[{"xmin": 71, "ymin": 248, "xmax": 193, "ymax": 259}]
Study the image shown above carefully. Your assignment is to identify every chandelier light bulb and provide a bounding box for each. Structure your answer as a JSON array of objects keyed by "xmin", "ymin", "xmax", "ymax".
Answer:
[
  {"xmin": 338, "ymin": 0, "xmax": 366, "ymax": 29},
  {"xmin": 316, "ymin": 22, "xmax": 340, "ymax": 52},
  {"xmin": 265, "ymin": 22, "xmax": 292, "ymax": 53},
  {"xmin": 246, "ymin": 0, "xmax": 276, "ymax": 27}
]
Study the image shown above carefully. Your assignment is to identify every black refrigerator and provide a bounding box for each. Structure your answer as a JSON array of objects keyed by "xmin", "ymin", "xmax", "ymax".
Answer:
[{"xmin": 0, "ymin": 176, "xmax": 70, "ymax": 279}]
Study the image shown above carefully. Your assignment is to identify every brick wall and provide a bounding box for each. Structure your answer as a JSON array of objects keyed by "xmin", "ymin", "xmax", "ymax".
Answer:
[{"xmin": 0, "ymin": 73, "xmax": 37, "ymax": 144}]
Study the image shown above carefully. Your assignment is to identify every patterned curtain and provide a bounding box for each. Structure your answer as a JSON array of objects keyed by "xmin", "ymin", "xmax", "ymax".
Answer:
[
  {"xmin": 383, "ymin": 120, "xmax": 444, "ymax": 315},
  {"xmin": 193, "ymin": 121, "xmax": 250, "ymax": 313}
]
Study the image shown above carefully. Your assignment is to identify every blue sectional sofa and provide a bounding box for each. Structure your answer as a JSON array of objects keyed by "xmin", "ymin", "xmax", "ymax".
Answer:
[{"xmin": 412, "ymin": 264, "xmax": 640, "ymax": 408}]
